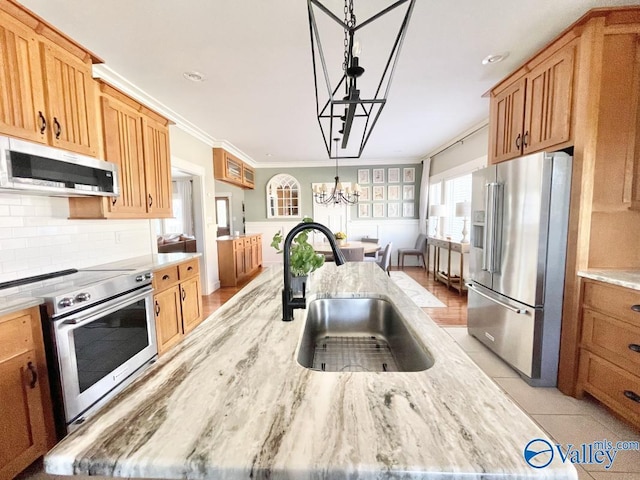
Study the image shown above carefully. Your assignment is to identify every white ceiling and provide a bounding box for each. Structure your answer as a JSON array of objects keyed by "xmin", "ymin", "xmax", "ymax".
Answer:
[{"xmin": 19, "ymin": 0, "xmax": 640, "ymax": 166}]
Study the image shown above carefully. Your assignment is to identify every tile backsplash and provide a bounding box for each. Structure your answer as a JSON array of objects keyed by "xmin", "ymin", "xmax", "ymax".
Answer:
[{"xmin": 0, "ymin": 193, "xmax": 153, "ymax": 283}]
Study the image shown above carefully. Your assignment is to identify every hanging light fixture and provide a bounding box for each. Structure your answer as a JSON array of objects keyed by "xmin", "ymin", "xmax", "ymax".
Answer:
[
  {"xmin": 314, "ymin": 139, "xmax": 361, "ymax": 205},
  {"xmin": 307, "ymin": 0, "xmax": 416, "ymax": 159}
]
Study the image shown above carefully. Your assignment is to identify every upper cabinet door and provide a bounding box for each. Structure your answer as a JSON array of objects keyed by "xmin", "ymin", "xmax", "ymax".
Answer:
[
  {"xmin": 41, "ymin": 41, "xmax": 98, "ymax": 157},
  {"xmin": 523, "ymin": 44, "xmax": 575, "ymax": 154},
  {"xmin": 143, "ymin": 117, "xmax": 172, "ymax": 217},
  {"xmin": 489, "ymin": 77, "xmax": 526, "ymax": 164},
  {"xmin": 101, "ymin": 96, "xmax": 147, "ymax": 215},
  {"xmin": 0, "ymin": 14, "xmax": 47, "ymax": 144}
]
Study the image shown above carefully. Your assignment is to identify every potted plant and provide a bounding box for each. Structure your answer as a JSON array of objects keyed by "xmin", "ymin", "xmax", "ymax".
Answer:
[
  {"xmin": 334, "ymin": 231, "xmax": 347, "ymax": 246},
  {"xmin": 271, "ymin": 218, "xmax": 325, "ymax": 296}
]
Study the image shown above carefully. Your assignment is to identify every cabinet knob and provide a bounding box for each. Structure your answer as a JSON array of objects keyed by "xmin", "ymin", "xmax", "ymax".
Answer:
[
  {"xmin": 155, "ymin": 301, "xmax": 161, "ymax": 316},
  {"xmin": 162, "ymin": 274, "xmax": 170, "ymax": 280},
  {"xmin": 523, "ymin": 131, "xmax": 529, "ymax": 148},
  {"xmin": 181, "ymin": 287, "xmax": 186, "ymax": 301},
  {"xmin": 148, "ymin": 194, "xmax": 153, "ymax": 208},
  {"xmin": 27, "ymin": 361, "xmax": 38, "ymax": 389},
  {"xmin": 515, "ymin": 133, "xmax": 521, "ymax": 150},
  {"xmin": 631, "ymin": 305, "xmax": 640, "ymax": 313},
  {"xmin": 629, "ymin": 344, "xmax": 640, "ymax": 353}
]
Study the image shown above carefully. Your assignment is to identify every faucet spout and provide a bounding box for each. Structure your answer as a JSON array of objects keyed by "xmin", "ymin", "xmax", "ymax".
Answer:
[{"xmin": 282, "ymin": 222, "xmax": 345, "ymax": 321}]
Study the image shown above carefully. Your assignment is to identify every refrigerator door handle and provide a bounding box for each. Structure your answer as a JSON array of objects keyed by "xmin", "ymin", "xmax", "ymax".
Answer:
[
  {"xmin": 483, "ymin": 183, "xmax": 494, "ymax": 272},
  {"xmin": 491, "ymin": 182, "xmax": 503, "ymax": 274},
  {"xmin": 466, "ymin": 283, "xmax": 528, "ymax": 314}
]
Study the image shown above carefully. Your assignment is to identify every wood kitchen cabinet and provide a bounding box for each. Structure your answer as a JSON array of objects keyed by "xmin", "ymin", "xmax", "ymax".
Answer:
[
  {"xmin": 0, "ymin": 306, "xmax": 55, "ymax": 479},
  {"xmin": 213, "ymin": 147, "xmax": 255, "ymax": 189},
  {"xmin": 0, "ymin": 1, "xmax": 101, "ymax": 156},
  {"xmin": 577, "ymin": 280, "xmax": 640, "ymax": 428},
  {"xmin": 68, "ymin": 81, "xmax": 173, "ymax": 219},
  {"xmin": 217, "ymin": 234, "xmax": 263, "ymax": 287},
  {"xmin": 153, "ymin": 258, "xmax": 203, "ymax": 355},
  {"xmin": 489, "ymin": 42, "xmax": 575, "ymax": 164}
]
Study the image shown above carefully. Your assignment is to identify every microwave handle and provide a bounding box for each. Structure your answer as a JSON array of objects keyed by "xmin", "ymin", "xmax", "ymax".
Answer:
[{"xmin": 58, "ymin": 287, "xmax": 152, "ymax": 329}]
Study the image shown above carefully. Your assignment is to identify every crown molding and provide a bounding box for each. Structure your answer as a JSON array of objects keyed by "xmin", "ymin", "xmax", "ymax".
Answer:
[{"xmin": 92, "ymin": 65, "xmax": 257, "ymax": 166}]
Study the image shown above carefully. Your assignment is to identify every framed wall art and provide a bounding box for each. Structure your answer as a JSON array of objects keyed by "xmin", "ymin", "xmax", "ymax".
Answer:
[
  {"xmin": 373, "ymin": 203, "xmax": 385, "ymax": 218},
  {"xmin": 403, "ymin": 202, "xmax": 415, "ymax": 217},
  {"xmin": 358, "ymin": 203, "xmax": 371, "ymax": 218},
  {"xmin": 372, "ymin": 185, "xmax": 385, "ymax": 201},
  {"xmin": 359, "ymin": 186, "xmax": 370, "ymax": 201},
  {"xmin": 388, "ymin": 185, "xmax": 400, "ymax": 201},
  {"xmin": 372, "ymin": 168, "xmax": 385, "ymax": 184},
  {"xmin": 387, "ymin": 203, "xmax": 400, "ymax": 217},
  {"xmin": 403, "ymin": 167, "xmax": 415, "ymax": 183},
  {"xmin": 388, "ymin": 167, "xmax": 400, "ymax": 183},
  {"xmin": 358, "ymin": 169, "xmax": 370, "ymax": 184},
  {"xmin": 403, "ymin": 185, "xmax": 415, "ymax": 200}
]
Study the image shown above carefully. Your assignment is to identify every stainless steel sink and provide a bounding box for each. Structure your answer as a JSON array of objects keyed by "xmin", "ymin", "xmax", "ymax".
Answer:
[{"xmin": 297, "ymin": 298, "xmax": 434, "ymax": 372}]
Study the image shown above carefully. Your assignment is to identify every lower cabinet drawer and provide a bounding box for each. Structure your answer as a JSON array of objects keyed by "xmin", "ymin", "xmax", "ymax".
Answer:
[
  {"xmin": 153, "ymin": 265, "xmax": 179, "ymax": 290},
  {"xmin": 583, "ymin": 281, "xmax": 640, "ymax": 326},
  {"xmin": 582, "ymin": 309, "xmax": 640, "ymax": 377},
  {"xmin": 579, "ymin": 351, "xmax": 640, "ymax": 425},
  {"xmin": 178, "ymin": 258, "xmax": 199, "ymax": 279}
]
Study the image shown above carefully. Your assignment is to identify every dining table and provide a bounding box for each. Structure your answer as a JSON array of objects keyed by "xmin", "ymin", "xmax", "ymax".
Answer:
[{"xmin": 311, "ymin": 240, "xmax": 380, "ymax": 255}]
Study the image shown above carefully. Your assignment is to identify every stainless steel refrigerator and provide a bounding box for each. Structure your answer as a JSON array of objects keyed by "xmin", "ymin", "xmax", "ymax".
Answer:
[{"xmin": 467, "ymin": 151, "xmax": 572, "ymax": 387}]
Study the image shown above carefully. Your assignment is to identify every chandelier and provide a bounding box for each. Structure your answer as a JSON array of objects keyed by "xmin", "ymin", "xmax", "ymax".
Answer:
[
  {"xmin": 313, "ymin": 139, "xmax": 360, "ymax": 205},
  {"xmin": 307, "ymin": 0, "xmax": 416, "ymax": 159}
]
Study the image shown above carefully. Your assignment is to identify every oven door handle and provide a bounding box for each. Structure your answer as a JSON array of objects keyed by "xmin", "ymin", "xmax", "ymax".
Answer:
[{"xmin": 59, "ymin": 287, "xmax": 153, "ymax": 328}]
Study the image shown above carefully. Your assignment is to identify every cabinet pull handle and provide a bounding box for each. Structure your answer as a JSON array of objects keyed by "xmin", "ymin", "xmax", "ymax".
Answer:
[
  {"xmin": 629, "ymin": 344, "xmax": 640, "ymax": 353},
  {"xmin": 187, "ymin": 266, "xmax": 193, "ymax": 271},
  {"xmin": 38, "ymin": 111, "xmax": 47, "ymax": 134},
  {"xmin": 27, "ymin": 362, "xmax": 38, "ymax": 388},
  {"xmin": 112, "ymin": 198, "xmax": 117, "ymax": 206},
  {"xmin": 148, "ymin": 194, "xmax": 153, "ymax": 208},
  {"xmin": 523, "ymin": 131, "xmax": 529, "ymax": 147},
  {"xmin": 53, "ymin": 117, "xmax": 62, "ymax": 139},
  {"xmin": 624, "ymin": 390, "xmax": 640, "ymax": 403},
  {"xmin": 181, "ymin": 287, "xmax": 186, "ymax": 301},
  {"xmin": 515, "ymin": 134, "xmax": 521, "ymax": 149},
  {"xmin": 162, "ymin": 274, "xmax": 170, "ymax": 280},
  {"xmin": 154, "ymin": 300, "xmax": 160, "ymax": 316},
  {"xmin": 631, "ymin": 305, "xmax": 640, "ymax": 313}
]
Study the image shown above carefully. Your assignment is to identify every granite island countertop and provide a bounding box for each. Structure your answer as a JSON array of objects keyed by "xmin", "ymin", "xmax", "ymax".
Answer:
[{"xmin": 45, "ymin": 263, "xmax": 577, "ymax": 479}]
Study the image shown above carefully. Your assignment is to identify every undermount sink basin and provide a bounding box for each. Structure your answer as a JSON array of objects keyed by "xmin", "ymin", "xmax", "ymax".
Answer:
[{"xmin": 297, "ymin": 298, "xmax": 434, "ymax": 372}]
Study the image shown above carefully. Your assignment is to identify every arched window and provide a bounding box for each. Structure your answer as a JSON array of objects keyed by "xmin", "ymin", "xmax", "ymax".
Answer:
[{"xmin": 266, "ymin": 174, "xmax": 301, "ymax": 218}]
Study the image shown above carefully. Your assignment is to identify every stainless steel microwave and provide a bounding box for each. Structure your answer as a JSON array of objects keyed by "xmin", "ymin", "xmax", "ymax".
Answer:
[{"xmin": 0, "ymin": 136, "xmax": 119, "ymax": 197}]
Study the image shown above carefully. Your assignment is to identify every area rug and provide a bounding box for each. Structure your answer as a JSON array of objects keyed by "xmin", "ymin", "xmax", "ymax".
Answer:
[{"xmin": 389, "ymin": 271, "xmax": 446, "ymax": 308}]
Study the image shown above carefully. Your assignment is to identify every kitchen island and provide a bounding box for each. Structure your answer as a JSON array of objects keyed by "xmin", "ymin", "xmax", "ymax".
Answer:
[{"xmin": 45, "ymin": 263, "xmax": 576, "ymax": 479}]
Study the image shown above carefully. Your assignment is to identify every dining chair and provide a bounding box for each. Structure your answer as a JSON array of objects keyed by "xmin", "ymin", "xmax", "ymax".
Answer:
[
  {"xmin": 376, "ymin": 242, "xmax": 393, "ymax": 275},
  {"xmin": 341, "ymin": 246, "xmax": 365, "ymax": 262},
  {"xmin": 397, "ymin": 233, "xmax": 427, "ymax": 268},
  {"xmin": 361, "ymin": 237, "xmax": 380, "ymax": 259}
]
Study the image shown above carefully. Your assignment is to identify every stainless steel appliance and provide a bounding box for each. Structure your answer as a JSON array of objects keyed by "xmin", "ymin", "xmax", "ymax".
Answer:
[
  {"xmin": 0, "ymin": 135, "xmax": 118, "ymax": 197},
  {"xmin": 14, "ymin": 268, "xmax": 157, "ymax": 434},
  {"xmin": 467, "ymin": 151, "xmax": 572, "ymax": 386}
]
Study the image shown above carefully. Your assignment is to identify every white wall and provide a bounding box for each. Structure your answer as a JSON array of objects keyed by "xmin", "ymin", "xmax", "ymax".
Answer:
[
  {"xmin": 169, "ymin": 126, "xmax": 220, "ymax": 294},
  {"xmin": 0, "ymin": 193, "xmax": 153, "ymax": 283}
]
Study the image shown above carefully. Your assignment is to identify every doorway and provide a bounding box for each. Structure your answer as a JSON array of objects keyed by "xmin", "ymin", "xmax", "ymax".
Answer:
[{"xmin": 216, "ymin": 196, "xmax": 231, "ymax": 237}]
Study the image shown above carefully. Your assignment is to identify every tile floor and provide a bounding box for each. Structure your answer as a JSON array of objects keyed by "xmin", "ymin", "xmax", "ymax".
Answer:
[{"xmin": 443, "ymin": 326, "xmax": 640, "ymax": 479}]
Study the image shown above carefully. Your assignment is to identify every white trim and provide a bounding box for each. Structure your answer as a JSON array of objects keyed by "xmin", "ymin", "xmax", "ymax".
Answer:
[
  {"xmin": 258, "ymin": 156, "xmax": 423, "ymax": 169},
  {"xmin": 429, "ymin": 155, "xmax": 487, "ymax": 184}
]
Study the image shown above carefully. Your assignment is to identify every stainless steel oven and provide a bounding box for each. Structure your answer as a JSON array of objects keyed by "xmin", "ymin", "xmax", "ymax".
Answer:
[
  {"xmin": 11, "ymin": 268, "xmax": 160, "ymax": 434},
  {"xmin": 52, "ymin": 285, "xmax": 156, "ymax": 426}
]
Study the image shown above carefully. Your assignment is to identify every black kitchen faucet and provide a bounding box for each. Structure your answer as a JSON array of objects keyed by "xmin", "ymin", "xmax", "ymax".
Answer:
[{"xmin": 282, "ymin": 222, "xmax": 345, "ymax": 321}]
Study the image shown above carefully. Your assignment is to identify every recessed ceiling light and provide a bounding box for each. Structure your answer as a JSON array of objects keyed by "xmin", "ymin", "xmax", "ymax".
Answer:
[
  {"xmin": 266, "ymin": 153, "xmax": 273, "ymax": 157},
  {"xmin": 482, "ymin": 52, "xmax": 509, "ymax": 65},
  {"xmin": 183, "ymin": 71, "xmax": 205, "ymax": 82}
]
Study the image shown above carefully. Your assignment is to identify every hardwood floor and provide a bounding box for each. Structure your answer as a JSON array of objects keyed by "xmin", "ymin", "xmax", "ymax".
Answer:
[{"xmin": 201, "ymin": 265, "xmax": 467, "ymax": 327}]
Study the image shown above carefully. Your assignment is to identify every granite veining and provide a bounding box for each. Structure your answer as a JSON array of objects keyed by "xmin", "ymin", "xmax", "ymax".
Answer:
[
  {"xmin": 578, "ymin": 269, "xmax": 640, "ymax": 291},
  {"xmin": 45, "ymin": 263, "xmax": 577, "ymax": 479}
]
